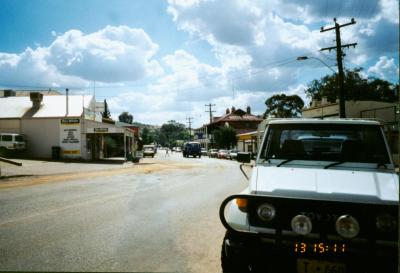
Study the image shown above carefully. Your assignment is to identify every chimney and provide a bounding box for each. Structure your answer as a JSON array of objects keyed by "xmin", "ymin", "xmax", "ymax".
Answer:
[
  {"xmin": 226, "ymin": 108, "xmax": 230, "ymax": 114},
  {"xmin": 231, "ymin": 106, "xmax": 236, "ymax": 112},
  {"xmin": 30, "ymin": 92, "xmax": 43, "ymax": 109},
  {"xmin": 246, "ymin": 106, "xmax": 251, "ymax": 114}
]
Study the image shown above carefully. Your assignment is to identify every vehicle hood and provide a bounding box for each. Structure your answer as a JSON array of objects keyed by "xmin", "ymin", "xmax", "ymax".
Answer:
[{"xmin": 254, "ymin": 166, "xmax": 399, "ymax": 204}]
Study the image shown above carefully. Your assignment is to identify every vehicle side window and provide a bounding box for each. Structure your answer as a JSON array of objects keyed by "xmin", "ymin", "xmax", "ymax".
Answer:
[{"xmin": 2, "ymin": 135, "xmax": 12, "ymax": 141}]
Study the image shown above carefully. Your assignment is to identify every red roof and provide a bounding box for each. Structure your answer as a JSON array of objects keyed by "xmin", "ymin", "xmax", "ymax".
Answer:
[{"xmin": 213, "ymin": 109, "xmax": 263, "ymax": 124}]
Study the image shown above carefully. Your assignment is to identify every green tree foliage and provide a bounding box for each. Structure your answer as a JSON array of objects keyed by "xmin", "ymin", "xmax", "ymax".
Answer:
[
  {"xmin": 140, "ymin": 127, "xmax": 155, "ymax": 145},
  {"xmin": 158, "ymin": 120, "xmax": 189, "ymax": 147},
  {"xmin": 102, "ymin": 99, "xmax": 111, "ymax": 119},
  {"xmin": 305, "ymin": 68, "xmax": 399, "ymax": 104},
  {"xmin": 264, "ymin": 94, "xmax": 305, "ymax": 118},
  {"xmin": 213, "ymin": 126, "xmax": 237, "ymax": 149},
  {"xmin": 118, "ymin": 111, "xmax": 133, "ymax": 124}
]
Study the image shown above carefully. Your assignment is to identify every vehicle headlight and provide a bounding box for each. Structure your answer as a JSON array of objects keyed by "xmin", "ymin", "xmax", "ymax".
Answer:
[
  {"xmin": 257, "ymin": 203, "xmax": 275, "ymax": 221},
  {"xmin": 291, "ymin": 215, "xmax": 312, "ymax": 235},
  {"xmin": 376, "ymin": 214, "xmax": 397, "ymax": 232},
  {"xmin": 335, "ymin": 215, "xmax": 359, "ymax": 239}
]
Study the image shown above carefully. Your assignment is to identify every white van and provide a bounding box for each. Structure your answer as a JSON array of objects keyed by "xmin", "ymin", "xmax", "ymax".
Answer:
[{"xmin": 0, "ymin": 133, "xmax": 26, "ymax": 156}]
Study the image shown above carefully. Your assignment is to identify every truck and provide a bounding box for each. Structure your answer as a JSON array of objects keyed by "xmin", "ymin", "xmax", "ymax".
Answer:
[
  {"xmin": 182, "ymin": 142, "xmax": 202, "ymax": 158},
  {"xmin": 220, "ymin": 119, "xmax": 398, "ymax": 273}
]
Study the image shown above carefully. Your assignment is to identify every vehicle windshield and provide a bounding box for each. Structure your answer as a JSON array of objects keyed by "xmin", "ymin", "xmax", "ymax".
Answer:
[
  {"xmin": 15, "ymin": 135, "xmax": 24, "ymax": 142},
  {"xmin": 259, "ymin": 123, "xmax": 390, "ymax": 165}
]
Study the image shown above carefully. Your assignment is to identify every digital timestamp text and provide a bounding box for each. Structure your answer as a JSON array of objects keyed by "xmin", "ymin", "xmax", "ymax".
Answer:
[{"xmin": 294, "ymin": 242, "xmax": 347, "ymax": 254}]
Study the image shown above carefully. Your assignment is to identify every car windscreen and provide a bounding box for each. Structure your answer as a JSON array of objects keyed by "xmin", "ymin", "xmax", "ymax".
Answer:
[
  {"xmin": 260, "ymin": 123, "xmax": 390, "ymax": 164},
  {"xmin": 14, "ymin": 135, "xmax": 24, "ymax": 142},
  {"xmin": 1, "ymin": 135, "xmax": 12, "ymax": 141}
]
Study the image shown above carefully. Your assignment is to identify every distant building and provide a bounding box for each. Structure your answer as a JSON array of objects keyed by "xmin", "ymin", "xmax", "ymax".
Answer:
[
  {"xmin": 194, "ymin": 106, "xmax": 263, "ymax": 149},
  {"xmin": 0, "ymin": 92, "xmax": 135, "ymax": 160}
]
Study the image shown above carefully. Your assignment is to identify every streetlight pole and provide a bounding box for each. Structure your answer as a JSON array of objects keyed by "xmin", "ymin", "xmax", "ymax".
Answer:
[
  {"xmin": 297, "ymin": 56, "xmax": 338, "ymax": 117},
  {"xmin": 296, "ymin": 56, "xmax": 336, "ymax": 73}
]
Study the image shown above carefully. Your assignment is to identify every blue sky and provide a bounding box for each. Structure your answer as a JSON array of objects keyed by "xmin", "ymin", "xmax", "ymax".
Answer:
[{"xmin": 0, "ymin": 0, "xmax": 398, "ymax": 126}]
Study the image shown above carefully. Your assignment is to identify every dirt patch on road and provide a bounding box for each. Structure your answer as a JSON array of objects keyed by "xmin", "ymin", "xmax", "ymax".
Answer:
[{"xmin": 0, "ymin": 162, "xmax": 196, "ymax": 189}]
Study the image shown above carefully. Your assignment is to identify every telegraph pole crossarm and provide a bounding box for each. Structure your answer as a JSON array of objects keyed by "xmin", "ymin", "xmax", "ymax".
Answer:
[{"xmin": 320, "ymin": 17, "xmax": 357, "ymax": 118}]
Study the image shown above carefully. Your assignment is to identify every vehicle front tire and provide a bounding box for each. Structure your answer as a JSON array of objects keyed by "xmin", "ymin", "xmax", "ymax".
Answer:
[{"xmin": 221, "ymin": 231, "xmax": 251, "ymax": 273}]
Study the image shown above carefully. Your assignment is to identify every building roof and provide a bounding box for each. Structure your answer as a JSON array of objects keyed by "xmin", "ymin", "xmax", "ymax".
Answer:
[
  {"xmin": 212, "ymin": 109, "xmax": 263, "ymax": 124},
  {"xmin": 0, "ymin": 89, "xmax": 62, "ymax": 97},
  {"xmin": 0, "ymin": 95, "xmax": 93, "ymax": 118}
]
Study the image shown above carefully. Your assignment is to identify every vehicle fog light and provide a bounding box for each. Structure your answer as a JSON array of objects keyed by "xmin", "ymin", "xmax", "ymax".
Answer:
[
  {"xmin": 335, "ymin": 215, "xmax": 359, "ymax": 239},
  {"xmin": 257, "ymin": 203, "xmax": 275, "ymax": 221},
  {"xmin": 376, "ymin": 214, "xmax": 397, "ymax": 232},
  {"xmin": 291, "ymin": 215, "xmax": 312, "ymax": 235}
]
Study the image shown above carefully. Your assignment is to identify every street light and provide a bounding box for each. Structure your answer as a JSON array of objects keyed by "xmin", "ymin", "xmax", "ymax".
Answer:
[
  {"xmin": 296, "ymin": 56, "xmax": 336, "ymax": 73},
  {"xmin": 297, "ymin": 55, "xmax": 346, "ymax": 118}
]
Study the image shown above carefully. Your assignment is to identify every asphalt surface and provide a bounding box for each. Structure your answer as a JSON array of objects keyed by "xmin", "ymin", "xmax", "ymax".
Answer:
[{"xmin": 0, "ymin": 152, "xmax": 247, "ymax": 272}]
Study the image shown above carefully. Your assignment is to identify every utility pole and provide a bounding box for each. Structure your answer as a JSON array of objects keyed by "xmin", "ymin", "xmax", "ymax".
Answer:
[
  {"xmin": 205, "ymin": 103, "xmax": 216, "ymax": 124},
  {"xmin": 320, "ymin": 18, "xmax": 357, "ymax": 118},
  {"xmin": 186, "ymin": 117, "xmax": 193, "ymax": 141}
]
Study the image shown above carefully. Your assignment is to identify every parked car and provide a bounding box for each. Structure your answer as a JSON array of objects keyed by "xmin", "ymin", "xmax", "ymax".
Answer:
[
  {"xmin": 142, "ymin": 144, "xmax": 156, "ymax": 158},
  {"xmin": 183, "ymin": 142, "xmax": 201, "ymax": 158},
  {"xmin": 201, "ymin": 148, "xmax": 208, "ymax": 156},
  {"xmin": 227, "ymin": 149, "xmax": 238, "ymax": 160},
  {"xmin": 176, "ymin": 147, "xmax": 182, "ymax": 152},
  {"xmin": 217, "ymin": 149, "xmax": 229, "ymax": 159},
  {"xmin": 208, "ymin": 149, "xmax": 218, "ymax": 158},
  {"xmin": 0, "ymin": 133, "xmax": 26, "ymax": 156},
  {"xmin": 220, "ymin": 119, "xmax": 398, "ymax": 273}
]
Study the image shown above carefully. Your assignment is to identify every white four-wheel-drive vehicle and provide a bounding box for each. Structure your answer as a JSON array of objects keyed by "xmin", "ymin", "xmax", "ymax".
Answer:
[
  {"xmin": 142, "ymin": 144, "xmax": 156, "ymax": 158},
  {"xmin": 220, "ymin": 119, "xmax": 398, "ymax": 273},
  {"xmin": 0, "ymin": 133, "xmax": 26, "ymax": 156}
]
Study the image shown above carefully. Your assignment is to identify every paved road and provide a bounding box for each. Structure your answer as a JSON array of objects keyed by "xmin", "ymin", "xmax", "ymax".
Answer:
[{"xmin": 0, "ymin": 152, "xmax": 247, "ymax": 272}]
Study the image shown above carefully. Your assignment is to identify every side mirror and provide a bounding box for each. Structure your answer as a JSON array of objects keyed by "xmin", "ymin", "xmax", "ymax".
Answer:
[{"xmin": 237, "ymin": 152, "xmax": 251, "ymax": 163}]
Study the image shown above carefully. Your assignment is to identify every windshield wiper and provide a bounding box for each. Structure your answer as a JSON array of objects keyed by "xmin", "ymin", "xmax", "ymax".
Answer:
[
  {"xmin": 276, "ymin": 159, "xmax": 294, "ymax": 167},
  {"xmin": 324, "ymin": 161, "xmax": 346, "ymax": 169},
  {"xmin": 325, "ymin": 161, "xmax": 389, "ymax": 169}
]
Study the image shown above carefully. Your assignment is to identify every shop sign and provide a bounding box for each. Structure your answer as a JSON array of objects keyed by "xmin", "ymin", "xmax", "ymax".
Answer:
[
  {"xmin": 94, "ymin": 128, "xmax": 108, "ymax": 132},
  {"xmin": 60, "ymin": 120, "xmax": 81, "ymax": 157},
  {"xmin": 61, "ymin": 118, "xmax": 80, "ymax": 124}
]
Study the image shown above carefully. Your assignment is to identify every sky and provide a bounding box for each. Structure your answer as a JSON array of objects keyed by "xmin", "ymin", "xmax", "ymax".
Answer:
[{"xmin": 0, "ymin": 0, "xmax": 398, "ymax": 127}]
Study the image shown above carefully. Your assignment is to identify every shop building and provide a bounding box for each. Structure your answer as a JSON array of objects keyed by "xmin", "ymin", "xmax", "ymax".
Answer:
[{"xmin": 0, "ymin": 92, "xmax": 135, "ymax": 160}]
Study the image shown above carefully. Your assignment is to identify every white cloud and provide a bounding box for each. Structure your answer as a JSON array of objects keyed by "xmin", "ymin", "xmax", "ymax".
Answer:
[
  {"xmin": 166, "ymin": 0, "xmax": 398, "ymax": 78},
  {"xmin": 0, "ymin": 25, "xmax": 162, "ymax": 88},
  {"xmin": 0, "ymin": 47, "xmax": 87, "ymax": 88},
  {"xmin": 381, "ymin": 0, "xmax": 399, "ymax": 24},
  {"xmin": 367, "ymin": 56, "xmax": 399, "ymax": 80},
  {"xmin": 47, "ymin": 25, "xmax": 163, "ymax": 82}
]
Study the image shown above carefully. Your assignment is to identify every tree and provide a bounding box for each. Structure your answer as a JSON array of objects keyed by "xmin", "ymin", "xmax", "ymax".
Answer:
[
  {"xmin": 159, "ymin": 120, "xmax": 189, "ymax": 147},
  {"xmin": 213, "ymin": 126, "xmax": 237, "ymax": 149},
  {"xmin": 264, "ymin": 94, "xmax": 304, "ymax": 118},
  {"xmin": 102, "ymin": 99, "xmax": 111, "ymax": 119},
  {"xmin": 305, "ymin": 68, "xmax": 398, "ymax": 104},
  {"xmin": 118, "ymin": 111, "xmax": 133, "ymax": 124},
  {"xmin": 141, "ymin": 127, "xmax": 155, "ymax": 145}
]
